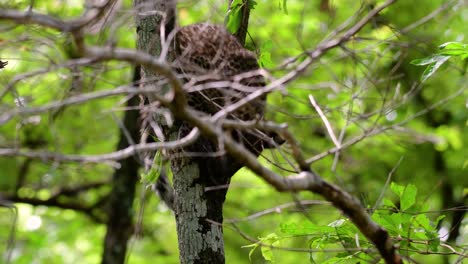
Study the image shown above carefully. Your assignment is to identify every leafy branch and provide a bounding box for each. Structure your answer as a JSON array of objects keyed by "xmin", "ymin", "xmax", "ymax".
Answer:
[{"xmin": 411, "ymin": 41, "xmax": 468, "ymax": 82}]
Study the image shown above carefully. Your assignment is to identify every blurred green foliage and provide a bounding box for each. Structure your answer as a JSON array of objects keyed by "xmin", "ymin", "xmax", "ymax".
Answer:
[{"xmin": 0, "ymin": 0, "xmax": 466, "ymax": 263}]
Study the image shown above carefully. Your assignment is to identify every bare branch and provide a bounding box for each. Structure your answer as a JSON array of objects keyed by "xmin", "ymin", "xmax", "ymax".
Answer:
[
  {"xmin": 0, "ymin": 0, "xmax": 118, "ymax": 32},
  {"xmin": 309, "ymin": 94, "xmax": 340, "ymax": 148},
  {"xmin": 2, "ymin": 194, "xmax": 105, "ymax": 223},
  {"xmin": 0, "ymin": 58, "xmax": 98, "ymax": 101},
  {"xmin": 225, "ymin": 200, "xmax": 330, "ymax": 223},
  {"xmin": 0, "ymin": 84, "xmax": 170, "ymax": 125},
  {"xmin": 400, "ymin": 0, "xmax": 458, "ymax": 34},
  {"xmin": 0, "ymin": 9, "xmax": 71, "ymax": 31},
  {"xmin": 0, "ymin": 128, "xmax": 199, "ymax": 165},
  {"xmin": 306, "ymin": 86, "xmax": 465, "ymax": 164}
]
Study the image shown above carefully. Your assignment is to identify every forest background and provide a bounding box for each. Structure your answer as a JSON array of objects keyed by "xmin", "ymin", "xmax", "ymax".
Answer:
[{"xmin": 0, "ymin": 0, "xmax": 466, "ymax": 263}]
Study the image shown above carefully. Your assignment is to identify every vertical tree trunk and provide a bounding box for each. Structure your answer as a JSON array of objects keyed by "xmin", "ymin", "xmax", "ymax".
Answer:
[
  {"xmin": 134, "ymin": 1, "xmax": 243, "ymax": 263},
  {"xmin": 171, "ymin": 149, "xmax": 243, "ymax": 263},
  {"xmin": 101, "ymin": 68, "xmax": 141, "ymax": 264}
]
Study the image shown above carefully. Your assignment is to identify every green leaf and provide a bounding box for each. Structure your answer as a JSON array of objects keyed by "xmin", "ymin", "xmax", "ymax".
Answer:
[
  {"xmin": 280, "ymin": 222, "xmax": 334, "ymax": 235},
  {"xmin": 439, "ymin": 49, "xmax": 468, "ymax": 56},
  {"xmin": 225, "ymin": 0, "xmax": 244, "ymax": 34},
  {"xmin": 140, "ymin": 150, "xmax": 163, "ymax": 184},
  {"xmin": 259, "ymin": 40, "xmax": 274, "ymax": 68},
  {"xmin": 437, "ymin": 41, "xmax": 468, "ymax": 57},
  {"xmin": 328, "ymin": 219, "xmax": 346, "ymax": 228},
  {"xmin": 259, "ymin": 51, "xmax": 273, "ymax": 68},
  {"xmin": 261, "ymin": 246, "xmax": 274, "ymax": 262},
  {"xmin": 390, "ymin": 183, "xmax": 417, "ymax": 210},
  {"xmin": 373, "ymin": 212, "xmax": 401, "ymax": 235},
  {"xmin": 428, "ymin": 237, "xmax": 440, "ymax": 252},
  {"xmin": 259, "ymin": 233, "xmax": 279, "ymax": 262},
  {"xmin": 420, "ymin": 56, "xmax": 450, "ymax": 82},
  {"xmin": 410, "ymin": 55, "xmax": 443, "ymax": 66},
  {"xmin": 400, "ymin": 184, "xmax": 417, "ymax": 211},
  {"xmin": 243, "ymin": 242, "xmax": 259, "ymax": 260},
  {"xmin": 414, "ymin": 214, "xmax": 431, "ymax": 230},
  {"xmin": 411, "ymin": 42, "xmax": 467, "ymax": 82},
  {"xmin": 382, "ymin": 198, "xmax": 396, "ymax": 208},
  {"xmin": 248, "ymin": 0, "xmax": 258, "ymax": 9},
  {"xmin": 261, "ymin": 233, "xmax": 279, "ymax": 243},
  {"xmin": 435, "ymin": 215, "xmax": 446, "ymax": 226},
  {"xmin": 390, "ymin": 182, "xmax": 404, "ymax": 197},
  {"xmin": 439, "ymin": 41, "xmax": 467, "ymax": 50}
]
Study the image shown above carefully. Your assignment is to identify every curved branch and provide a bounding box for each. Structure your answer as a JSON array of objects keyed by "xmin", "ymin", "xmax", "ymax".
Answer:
[
  {"xmin": 0, "ymin": 0, "xmax": 118, "ymax": 32},
  {"xmin": 0, "ymin": 128, "xmax": 199, "ymax": 165},
  {"xmin": 2, "ymin": 194, "xmax": 106, "ymax": 223}
]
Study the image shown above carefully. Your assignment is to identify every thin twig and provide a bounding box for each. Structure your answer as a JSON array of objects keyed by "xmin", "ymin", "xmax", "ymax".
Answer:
[{"xmin": 309, "ymin": 94, "xmax": 341, "ymax": 148}]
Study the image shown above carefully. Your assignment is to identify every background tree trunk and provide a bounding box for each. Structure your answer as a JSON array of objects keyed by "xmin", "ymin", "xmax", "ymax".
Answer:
[{"xmin": 101, "ymin": 68, "xmax": 141, "ymax": 264}]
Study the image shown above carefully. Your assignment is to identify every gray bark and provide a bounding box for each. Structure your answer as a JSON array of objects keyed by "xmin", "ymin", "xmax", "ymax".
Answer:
[{"xmin": 134, "ymin": 1, "xmax": 234, "ymax": 263}]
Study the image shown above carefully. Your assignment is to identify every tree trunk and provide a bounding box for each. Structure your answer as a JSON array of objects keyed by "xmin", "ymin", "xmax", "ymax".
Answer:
[
  {"xmin": 101, "ymin": 68, "xmax": 141, "ymax": 264},
  {"xmin": 134, "ymin": 1, "xmax": 243, "ymax": 263}
]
